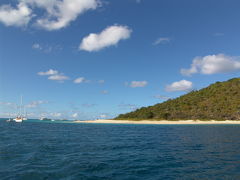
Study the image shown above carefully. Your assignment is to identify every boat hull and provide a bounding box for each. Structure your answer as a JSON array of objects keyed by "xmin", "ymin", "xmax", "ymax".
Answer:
[{"xmin": 13, "ymin": 118, "xmax": 23, "ymax": 123}]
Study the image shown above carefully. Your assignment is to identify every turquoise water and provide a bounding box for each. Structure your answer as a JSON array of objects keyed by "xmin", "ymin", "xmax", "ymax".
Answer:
[{"xmin": 1, "ymin": 119, "xmax": 240, "ymax": 180}]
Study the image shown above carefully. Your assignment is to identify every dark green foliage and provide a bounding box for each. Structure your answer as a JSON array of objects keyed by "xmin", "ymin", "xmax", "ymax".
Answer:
[{"xmin": 115, "ymin": 78, "xmax": 240, "ymax": 120}]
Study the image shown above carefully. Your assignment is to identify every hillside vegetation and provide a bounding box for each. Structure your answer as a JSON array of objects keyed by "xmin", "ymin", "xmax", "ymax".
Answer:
[{"xmin": 115, "ymin": 78, "xmax": 240, "ymax": 120}]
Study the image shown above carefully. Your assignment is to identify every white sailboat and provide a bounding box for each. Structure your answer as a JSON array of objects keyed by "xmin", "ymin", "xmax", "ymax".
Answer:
[
  {"xmin": 13, "ymin": 117, "xmax": 23, "ymax": 123},
  {"xmin": 13, "ymin": 95, "xmax": 24, "ymax": 123}
]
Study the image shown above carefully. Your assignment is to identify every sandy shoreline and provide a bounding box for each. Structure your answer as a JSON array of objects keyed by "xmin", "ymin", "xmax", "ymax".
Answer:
[{"xmin": 74, "ymin": 119, "xmax": 240, "ymax": 125}]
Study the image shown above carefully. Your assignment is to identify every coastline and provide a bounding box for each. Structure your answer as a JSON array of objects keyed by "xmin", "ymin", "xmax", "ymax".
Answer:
[{"xmin": 74, "ymin": 119, "xmax": 240, "ymax": 125}]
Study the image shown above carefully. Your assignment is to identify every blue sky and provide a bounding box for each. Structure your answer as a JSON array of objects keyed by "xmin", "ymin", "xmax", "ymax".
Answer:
[{"xmin": 0, "ymin": 0, "xmax": 240, "ymax": 120}]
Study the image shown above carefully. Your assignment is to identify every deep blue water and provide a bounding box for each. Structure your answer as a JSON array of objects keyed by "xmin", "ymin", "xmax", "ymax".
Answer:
[{"xmin": 1, "ymin": 119, "xmax": 240, "ymax": 180}]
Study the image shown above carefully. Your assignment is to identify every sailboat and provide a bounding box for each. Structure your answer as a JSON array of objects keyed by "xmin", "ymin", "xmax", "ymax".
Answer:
[
  {"xmin": 13, "ymin": 95, "xmax": 24, "ymax": 123},
  {"xmin": 13, "ymin": 116, "xmax": 23, "ymax": 123}
]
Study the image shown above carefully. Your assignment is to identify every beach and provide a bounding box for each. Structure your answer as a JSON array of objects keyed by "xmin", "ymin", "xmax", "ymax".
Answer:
[{"xmin": 74, "ymin": 119, "xmax": 240, "ymax": 125}]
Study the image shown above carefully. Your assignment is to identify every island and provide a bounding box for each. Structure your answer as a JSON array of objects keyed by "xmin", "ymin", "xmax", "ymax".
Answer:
[{"xmin": 75, "ymin": 78, "xmax": 240, "ymax": 125}]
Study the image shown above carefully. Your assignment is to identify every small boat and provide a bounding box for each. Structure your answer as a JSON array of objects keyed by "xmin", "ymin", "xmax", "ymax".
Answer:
[{"xmin": 13, "ymin": 95, "xmax": 24, "ymax": 123}]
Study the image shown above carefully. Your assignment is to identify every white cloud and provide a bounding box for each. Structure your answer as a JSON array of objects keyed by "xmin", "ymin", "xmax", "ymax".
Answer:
[
  {"xmin": 73, "ymin": 77, "xmax": 90, "ymax": 84},
  {"xmin": 127, "ymin": 81, "xmax": 148, "ymax": 88},
  {"xmin": 74, "ymin": 77, "xmax": 85, "ymax": 83},
  {"xmin": 32, "ymin": 43, "xmax": 63, "ymax": 53},
  {"xmin": 72, "ymin": 113, "xmax": 78, "ymax": 118},
  {"xmin": 80, "ymin": 25, "xmax": 132, "ymax": 52},
  {"xmin": 36, "ymin": 0, "xmax": 99, "ymax": 31},
  {"xmin": 181, "ymin": 54, "xmax": 240, "ymax": 76},
  {"xmin": 0, "ymin": 0, "xmax": 100, "ymax": 30},
  {"xmin": 48, "ymin": 74, "xmax": 69, "ymax": 81},
  {"xmin": 153, "ymin": 37, "xmax": 171, "ymax": 45},
  {"xmin": 0, "ymin": 2, "xmax": 32, "ymax": 27},
  {"xmin": 73, "ymin": 78, "xmax": 103, "ymax": 84},
  {"xmin": 32, "ymin": 43, "xmax": 42, "ymax": 50},
  {"xmin": 38, "ymin": 69, "xmax": 69, "ymax": 82},
  {"xmin": 23, "ymin": 0, "xmax": 57, "ymax": 9},
  {"xmin": 165, "ymin": 80, "xmax": 193, "ymax": 92},
  {"xmin": 26, "ymin": 0, "xmax": 99, "ymax": 30},
  {"xmin": 38, "ymin": 69, "xmax": 58, "ymax": 76}
]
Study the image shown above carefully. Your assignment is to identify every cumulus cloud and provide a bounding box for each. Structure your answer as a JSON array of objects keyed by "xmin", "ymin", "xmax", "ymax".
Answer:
[
  {"xmin": 74, "ymin": 77, "xmax": 85, "ymax": 83},
  {"xmin": 48, "ymin": 74, "xmax": 69, "ymax": 81},
  {"xmin": 38, "ymin": 69, "xmax": 69, "ymax": 82},
  {"xmin": 165, "ymin": 80, "xmax": 193, "ymax": 92},
  {"xmin": 38, "ymin": 69, "xmax": 58, "ymax": 76},
  {"xmin": 33, "ymin": 0, "xmax": 99, "ymax": 31},
  {"xmin": 181, "ymin": 54, "xmax": 240, "ymax": 76},
  {"xmin": 73, "ymin": 77, "xmax": 90, "ymax": 84},
  {"xmin": 0, "ymin": 2, "xmax": 32, "ymax": 27},
  {"xmin": 0, "ymin": 0, "xmax": 99, "ymax": 30},
  {"xmin": 32, "ymin": 43, "xmax": 42, "ymax": 50},
  {"xmin": 72, "ymin": 113, "xmax": 78, "ymax": 118},
  {"xmin": 153, "ymin": 37, "xmax": 171, "ymax": 45},
  {"xmin": 80, "ymin": 25, "xmax": 132, "ymax": 52},
  {"xmin": 127, "ymin": 81, "xmax": 148, "ymax": 88}
]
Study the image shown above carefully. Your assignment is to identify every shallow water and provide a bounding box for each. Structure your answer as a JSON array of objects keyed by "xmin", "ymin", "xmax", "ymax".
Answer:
[{"xmin": 1, "ymin": 119, "xmax": 240, "ymax": 180}]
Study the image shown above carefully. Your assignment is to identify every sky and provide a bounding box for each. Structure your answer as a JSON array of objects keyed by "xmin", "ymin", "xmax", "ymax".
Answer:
[{"xmin": 0, "ymin": 0, "xmax": 240, "ymax": 120}]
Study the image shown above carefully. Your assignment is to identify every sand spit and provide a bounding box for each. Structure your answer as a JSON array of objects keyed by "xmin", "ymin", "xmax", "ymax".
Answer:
[{"xmin": 74, "ymin": 119, "xmax": 240, "ymax": 125}]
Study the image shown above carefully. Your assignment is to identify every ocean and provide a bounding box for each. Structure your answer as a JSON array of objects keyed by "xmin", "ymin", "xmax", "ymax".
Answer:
[{"xmin": 1, "ymin": 119, "xmax": 240, "ymax": 180}]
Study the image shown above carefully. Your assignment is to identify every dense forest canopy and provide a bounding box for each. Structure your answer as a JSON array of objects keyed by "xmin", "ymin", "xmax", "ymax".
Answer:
[{"xmin": 115, "ymin": 78, "xmax": 240, "ymax": 120}]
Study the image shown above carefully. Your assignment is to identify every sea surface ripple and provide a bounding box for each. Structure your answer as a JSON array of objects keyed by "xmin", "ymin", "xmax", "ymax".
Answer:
[{"xmin": 1, "ymin": 119, "xmax": 240, "ymax": 180}]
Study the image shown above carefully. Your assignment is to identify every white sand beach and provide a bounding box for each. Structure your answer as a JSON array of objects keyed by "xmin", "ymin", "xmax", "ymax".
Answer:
[{"xmin": 74, "ymin": 119, "xmax": 240, "ymax": 125}]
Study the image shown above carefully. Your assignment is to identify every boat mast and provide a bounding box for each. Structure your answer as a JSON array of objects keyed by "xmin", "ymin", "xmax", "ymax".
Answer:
[{"xmin": 20, "ymin": 95, "xmax": 23, "ymax": 118}]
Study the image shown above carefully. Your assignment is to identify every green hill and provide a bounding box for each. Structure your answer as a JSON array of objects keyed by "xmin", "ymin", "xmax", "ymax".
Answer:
[{"xmin": 115, "ymin": 78, "xmax": 240, "ymax": 120}]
